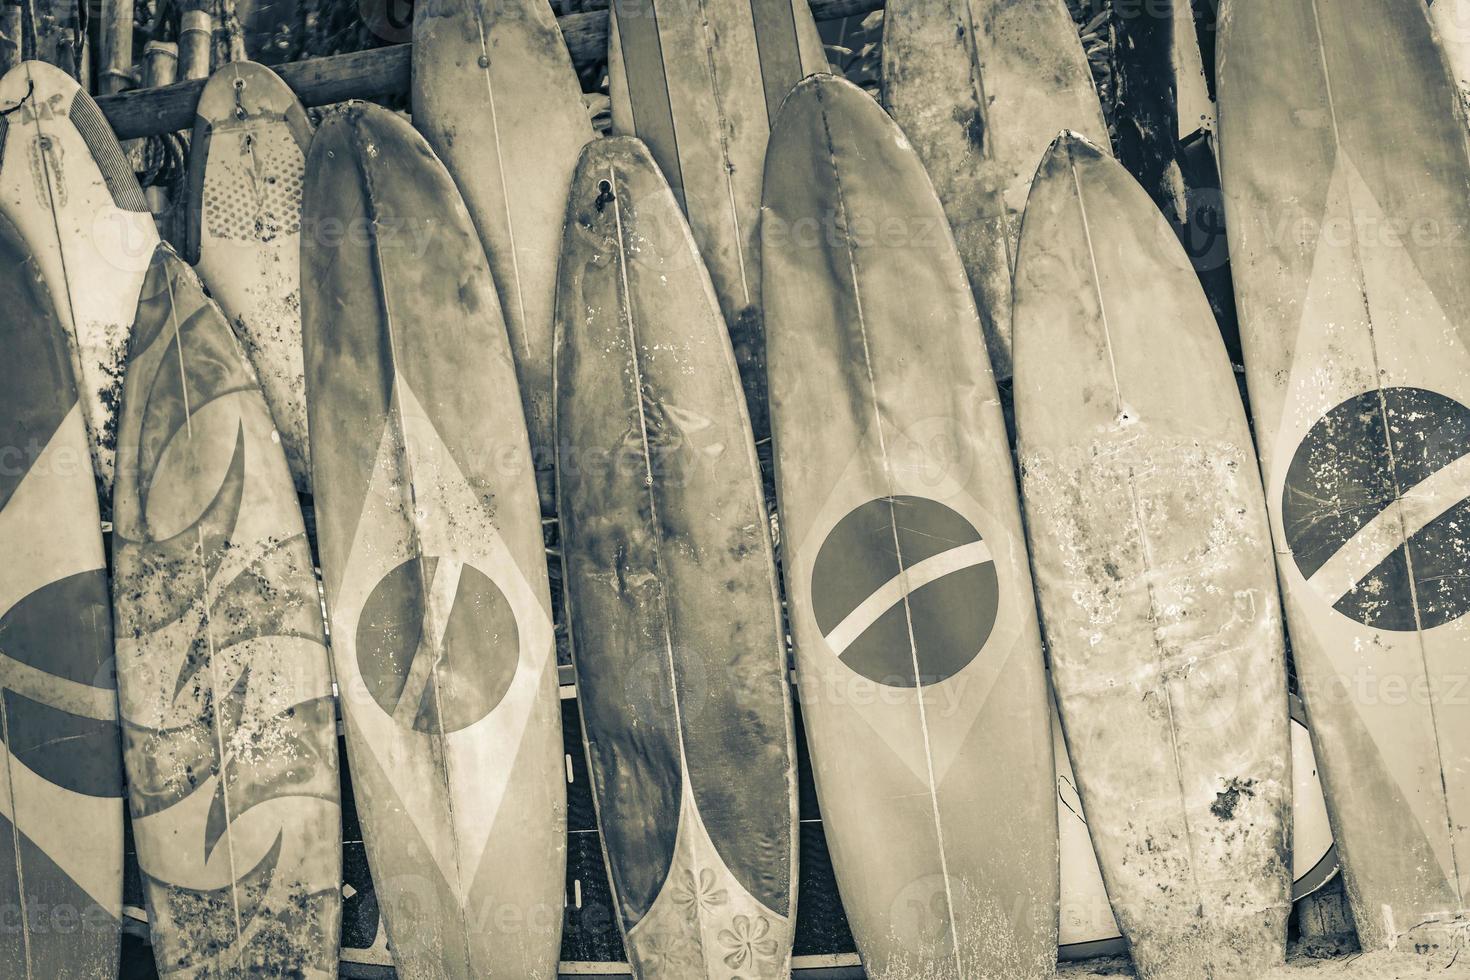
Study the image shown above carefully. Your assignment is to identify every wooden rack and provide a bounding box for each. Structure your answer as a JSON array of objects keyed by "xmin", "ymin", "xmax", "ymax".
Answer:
[{"xmin": 94, "ymin": 0, "xmax": 885, "ymax": 140}]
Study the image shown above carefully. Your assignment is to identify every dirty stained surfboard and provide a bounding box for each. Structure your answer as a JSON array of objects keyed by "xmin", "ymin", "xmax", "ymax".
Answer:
[
  {"xmin": 0, "ymin": 60, "xmax": 160, "ymax": 514},
  {"xmin": 302, "ymin": 102, "xmax": 566, "ymax": 978},
  {"xmin": 1219, "ymin": 0, "xmax": 1470, "ymax": 950},
  {"xmin": 0, "ymin": 210, "xmax": 127, "ymax": 980},
  {"xmin": 607, "ymin": 0, "xmax": 827, "ymax": 438},
  {"xmin": 413, "ymin": 0, "xmax": 593, "ymax": 510},
  {"xmin": 1014, "ymin": 133, "xmax": 1292, "ymax": 980},
  {"xmin": 555, "ymin": 136, "xmax": 800, "ymax": 979},
  {"xmin": 762, "ymin": 74, "xmax": 1057, "ymax": 980},
  {"xmin": 1056, "ymin": 693, "xmax": 1340, "ymax": 961},
  {"xmin": 1433, "ymin": 0, "xmax": 1470, "ymax": 118},
  {"xmin": 186, "ymin": 60, "xmax": 315, "ymax": 493},
  {"xmin": 880, "ymin": 0, "xmax": 1107, "ymax": 382},
  {"xmin": 111, "ymin": 245, "xmax": 341, "ymax": 977}
]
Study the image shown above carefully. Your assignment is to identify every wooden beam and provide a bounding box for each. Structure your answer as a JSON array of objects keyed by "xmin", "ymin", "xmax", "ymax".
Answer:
[{"xmin": 95, "ymin": 0, "xmax": 883, "ymax": 140}]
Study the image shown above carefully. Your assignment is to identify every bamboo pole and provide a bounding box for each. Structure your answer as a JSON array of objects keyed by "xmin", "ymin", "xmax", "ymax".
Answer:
[
  {"xmin": 144, "ymin": 37, "xmax": 178, "ymax": 88},
  {"xmin": 141, "ymin": 40, "xmax": 179, "ymax": 216},
  {"xmin": 99, "ymin": 0, "xmax": 136, "ymax": 94},
  {"xmin": 179, "ymin": 6, "xmax": 211, "ymax": 80},
  {"xmin": 96, "ymin": 0, "xmax": 885, "ymax": 139}
]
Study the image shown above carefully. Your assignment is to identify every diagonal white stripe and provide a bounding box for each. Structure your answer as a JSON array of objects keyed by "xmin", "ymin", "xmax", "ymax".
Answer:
[
  {"xmin": 824, "ymin": 540, "xmax": 994, "ymax": 658},
  {"xmin": 1306, "ymin": 450, "xmax": 1470, "ymax": 605},
  {"xmin": 0, "ymin": 656, "xmax": 116, "ymax": 722}
]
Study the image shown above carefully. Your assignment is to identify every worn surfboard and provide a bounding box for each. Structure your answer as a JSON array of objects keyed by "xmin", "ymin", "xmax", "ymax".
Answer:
[
  {"xmin": 186, "ymin": 61, "xmax": 314, "ymax": 493},
  {"xmin": 302, "ymin": 103, "xmax": 565, "ymax": 978},
  {"xmin": 880, "ymin": 0, "xmax": 1107, "ymax": 382},
  {"xmin": 762, "ymin": 74, "xmax": 1056, "ymax": 979},
  {"xmin": 0, "ymin": 60, "xmax": 159, "ymax": 511},
  {"xmin": 555, "ymin": 136, "xmax": 799, "ymax": 979},
  {"xmin": 1057, "ymin": 694, "xmax": 1339, "ymax": 961},
  {"xmin": 111, "ymin": 245, "xmax": 341, "ymax": 977},
  {"xmin": 1434, "ymin": 0, "xmax": 1470, "ymax": 117},
  {"xmin": 607, "ymin": 0, "xmax": 827, "ymax": 437},
  {"xmin": 413, "ymin": 0, "xmax": 593, "ymax": 509},
  {"xmin": 1013, "ymin": 133, "xmax": 1291, "ymax": 980},
  {"xmin": 0, "ymin": 210, "xmax": 125, "ymax": 980},
  {"xmin": 1218, "ymin": 0, "xmax": 1470, "ymax": 950}
]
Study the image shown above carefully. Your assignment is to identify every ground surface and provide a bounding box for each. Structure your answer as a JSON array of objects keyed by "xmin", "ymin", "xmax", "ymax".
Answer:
[{"xmin": 1061, "ymin": 939, "xmax": 1470, "ymax": 979}]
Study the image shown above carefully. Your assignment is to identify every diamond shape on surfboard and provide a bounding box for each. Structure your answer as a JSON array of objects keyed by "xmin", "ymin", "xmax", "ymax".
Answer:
[{"xmin": 331, "ymin": 380, "xmax": 554, "ymax": 902}]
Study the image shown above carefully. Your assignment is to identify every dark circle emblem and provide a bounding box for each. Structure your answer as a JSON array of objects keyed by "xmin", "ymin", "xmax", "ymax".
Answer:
[
  {"xmin": 811, "ymin": 496, "xmax": 998, "ymax": 687},
  {"xmin": 356, "ymin": 557, "xmax": 519, "ymax": 732},
  {"xmin": 1283, "ymin": 386, "xmax": 1470, "ymax": 630}
]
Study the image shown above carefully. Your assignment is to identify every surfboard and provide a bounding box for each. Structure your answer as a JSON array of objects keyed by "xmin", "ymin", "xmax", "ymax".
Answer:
[
  {"xmin": 0, "ymin": 209, "xmax": 125, "ymax": 980},
  {"xmin": 413, "ymin": 0, "xmax": 592, "ymax": 510},
  {"xmin": 880, "ymin": 0, "xmax": 1107, "ymax": 383},
  {"xmin": 1013, "ymin": 132, "xmax": 1292, "ymax": 980},
  {"xmin": 185, "ymin": 61, "xmax": 314, "ymax": 493},
  {"xmin": 0, "ymin": 60, "xmax": 159, "ymax": 511},
  {"xmin": 301, "ymin": 102, "xmax": 565, "ymax": 978},
  {"xmin": 555, "ymin": 136, "xmax": 799, "ymax": 980},
  {"xmin": 111, "ymin": 244, "xmax": 341, "ymax": 977},
  {"xmin": 1057, "ymin": 694, "xmax": 1339, "ymax": 960},
  {"xmin": 1433, "ymin": 0, "xmax": 1470, "ymax": 117},
  {"xmin": 762, "ymin": 74, "xmax": 1056, "ymax": 980},
  {"xmin": 1218, "ymin": 0, "xmax": 1470, "ymax": 950},
  {"xmin": 607, "ymin": 0, "xmax": 827, "ymax": 438}
]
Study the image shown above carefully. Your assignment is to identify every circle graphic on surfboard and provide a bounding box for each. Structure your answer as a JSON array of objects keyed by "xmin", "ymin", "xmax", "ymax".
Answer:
[
  {"xmin": 356, "ymin": 556, "xmax": 519, "ymax": 732},
  {"xmin": 811, "ymin": 495, "xmax": 997, "ymax": 687},
  {"xmin": 1283, "ymin": 386, "xmax": 1470, "ymax": 630}
]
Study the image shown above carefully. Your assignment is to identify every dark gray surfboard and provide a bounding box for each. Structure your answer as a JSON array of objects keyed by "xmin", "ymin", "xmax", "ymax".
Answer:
[{"xmin": 555, "ymin": 135, "xmax": 799, "ymax": 979}]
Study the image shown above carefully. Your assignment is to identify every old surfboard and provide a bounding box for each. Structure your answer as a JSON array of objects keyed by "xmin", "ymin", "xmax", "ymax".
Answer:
[
  {"xmin": 762, "ymin": 74, "xmax": 1057, "ymax": 979},
  {"xmin": 1057, "ymin": 694, "xmax": 1339, "ymax": 961},
  {"xmin": 1013, "ymin": 133, "xmax": 1292, "ymax": 980},
  {"xmin": 607, "ymin": 0, "xmax": 827, "ymax": 436},
  {"xmin": 186, "ymin": 61, "xmax": 315, "ymax": 492},
  {"xmin": 0, "ymin": 60, "xmax": 159, "ymax": 510},
  {"xmin": 413, "ymin": 0, "xmax": 593, "ymax": 508},
  {"xmin": 302, "ymin": 103, "xmax": 565, "ymax": 978},
  {"xmin": 1434, "ymin": 0, "xmax": 1470, "ymax": 118},
  {"xmin": 111, "ymin": 245, "xmax": 341, "ymax": 977},
  {"xmin": 555, "ymin": 136, "xmax": 799, "ymax": 979},
  {"xmin": 880, "ymin": 0, "xmax": 1107, "ymax": 382},
  {"xmin": 1218, "ymin": 0, "xmax": 1470, "ymax": 950},
  {"xmin": 0, "ymin": 210, "xmax": 126, "ymax": 980}
]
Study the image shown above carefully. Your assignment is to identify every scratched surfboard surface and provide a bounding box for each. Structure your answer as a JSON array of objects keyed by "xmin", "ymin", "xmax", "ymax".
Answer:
[
  {"xmin": 186, "ymin": 62, "xmax": 314, "ymax": 493},
  {"xmin": 607, "ymin": 0, "xmax": 827, "ymax": 439},
  {"xmin": 1014, "ymin": 133, "xmax": 1291, "ymax": 980},
  {"xmin": 111, "ymin": 245, "xmax": 341, "ymax": 977},
  {"xmin": 413, "ymin": 0, "xmax": 593, "ymax": 510},
  {"xmin": 1434, "ymin": 0, "xmax": 1470, "ymax": 120},
  {"xmin": 0, "ymin": 61, "xmax": 159, "ymax": 515},
  {"xmin": 555, "ymin": 137, "xmax": 799, "ymax": 979},
  {"xmin": 0, "ymin": 210, "xmax": 125, "ymax": 980},
  {"xmin": 880, "ymin": 0, "xmax": 1107, "ymax": 383},
  {"xmin": 302, "ymin": 102, "xmax": 565, "ymax": 978},
  {"xmin": 1219, "ymin": 0, "xmax": 1470, "ymax": 950},
  {"xmin": 762, "ymin": 74, "xmax": 1056, "ymax": 980}
]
